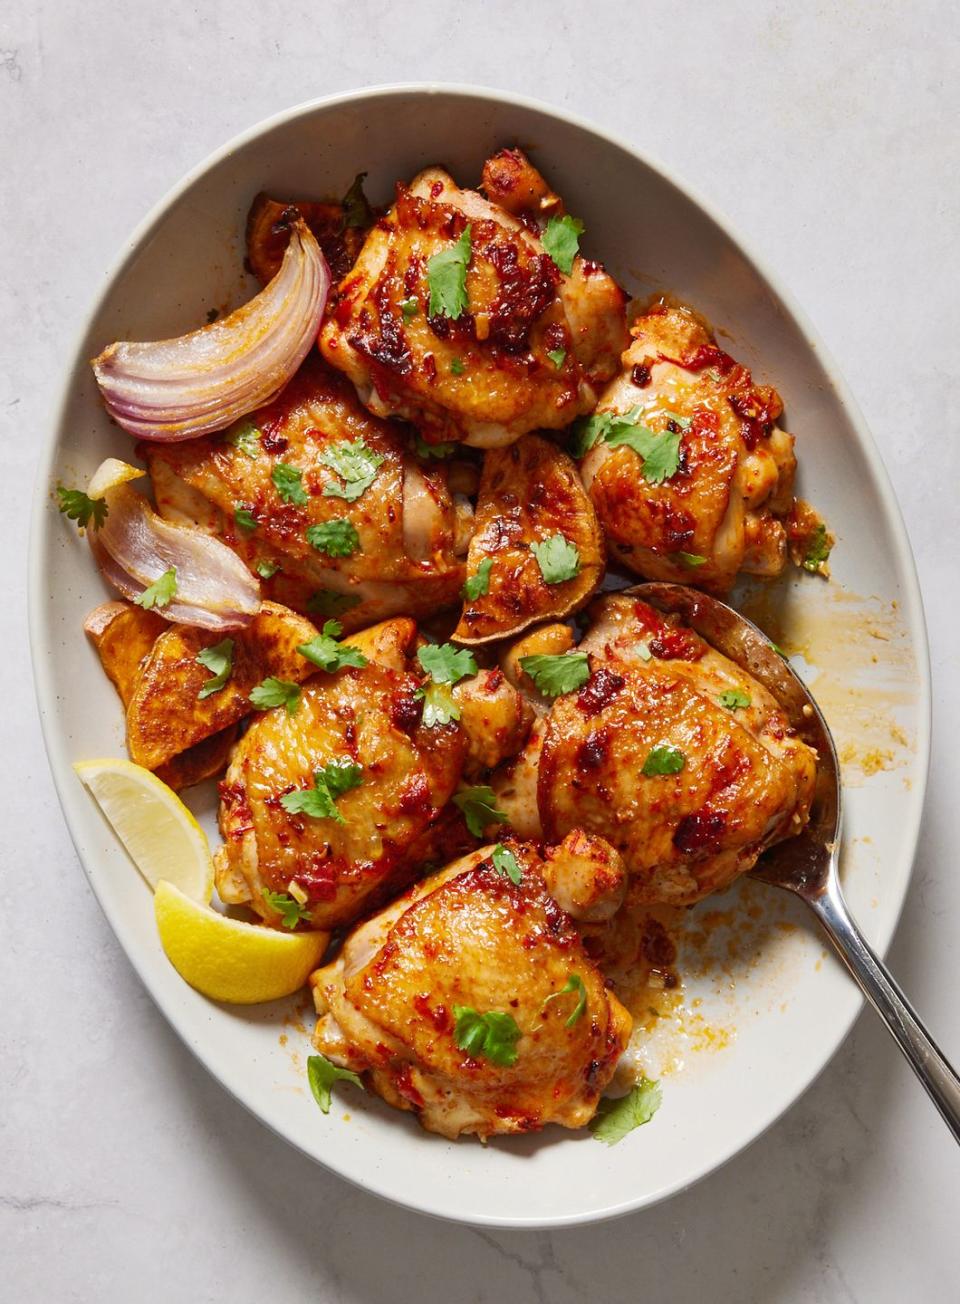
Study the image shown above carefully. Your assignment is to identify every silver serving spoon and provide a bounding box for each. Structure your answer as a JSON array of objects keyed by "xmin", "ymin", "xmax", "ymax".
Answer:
[{"xmin": 637, "ymin": 582, "xmax": 960, "ymax": 1140}]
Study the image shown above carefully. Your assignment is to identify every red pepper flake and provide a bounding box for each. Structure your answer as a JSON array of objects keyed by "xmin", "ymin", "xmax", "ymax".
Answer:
[{"xmin": 577, "ymin": 667, "xmax": 625, "ymax": 716}]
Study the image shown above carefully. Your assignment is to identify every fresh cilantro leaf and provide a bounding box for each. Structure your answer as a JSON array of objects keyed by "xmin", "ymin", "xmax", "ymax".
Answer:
[
  {"xmin": 319, "ymin": 439, "xmax": 384, "ymax": 502},
  {"xmin": 250, "ymin": 677, "xmax": 302, "ymax": 715},
  {"xmin": 490, "ymin": 843, "xmax": 522, "ymax": 885},
  {"xmin": 590, "ymin": 1077, "xmax": 662, "ymax": 1145},
  {"xmin": 663, "ymin": 410, "xmax": 692, "ymax": 430},
  {"xmin": 605, "ymin": 417, "xmax": 682, "ymax": 486},
  {"xmin": 541, "ymin": 214, "xmax": 584, "ymax": 275},
  {"xmin": 542, "ymin": 974, "xmax": 588, "ymax": 1027},
  {"xmin": 453, "ymin": 1006, "xmax": 522, "ymax": 1066},
  {"xmin": 677, "ymin": 551, "xmax": 707, "ymax": 567},
  {"xmin": 802, "ymin": 523, "xmax": 832, "ymax": 573},
  {"xmin": 341, "ymin": 172, "xmax": 372, "ymax": 229},
  {"xmin": 306, "ymin": 519, "xmax": 360, "ymax": 558},
  {"xmin": 272, "ymin": 462, "xmax": 308, "ymax": 507},
  {"xmin": 255, "ymin": 558, "xmax": 279, "ymax": 579},
  {"xmin": 463, "ymin": 557, "xmax": 493, "ymax": 601},
  {"xmin": 427, "ymin": 224, "xmax": 472, "ymax": 319},
  {"xmin": 569, "ymin": 409, "xmax": 615, "ymax": 458},
  {"xmin": 518, "ymin": 651, "xmax": 590, "ymax": 697},
  {"xmin": 56, "ymin": 486, "xmax": 108, "ymax": 530},
  {"xmin": 453, "ymin": 786, "xmax": 507, "ymax": 838},
  {"xmin": 400, "ymin": 297, "xmax": 419, "ymax": 321},
  {"xmin": 297, "ymin": 621, "xmax": 368, "ymax": 672},
  {"xmin": 280, "ymin": 760, "xmax": 363, "ymax": 822},
  {"xmin": 307, "ymin": 589, "xmax": 361, "ymax": 618},
  {"xmin": 234, "ymin": 504, "xmax": 258, "ymax": 534},
  {"xmin": 450, "ymin": 357, "xmax": 466, "ymax": 375},
  {"xmin": 642, "ymin": 744, "xmax": 686, "ymax": 776},
  {"xmin": 307, "ymin": 1053, "xmax": 364, "ymax": 1114},
  {"xmin": 718, "ymin": 688, "xmax": 751, "ymax": 710},
  {"xmin": 413, "ymin": 433, "xmax": 458, "ymax": 460},
  {"xmin": 262, "ymin": 889, "xmax": 309, "ymax": 929},
  {"xmin": 546, "ymin": 347, "xmax": 566, "ymax": 369},
  {"xmin": 227, "ymin": 420, "xmax": 260, "ymax": 458},
  {"xmin": 417, "ymin": 642, "xmax": 478, "ymax": 685},
  {"xmin": 196, "ymin": 637, "xmax": 234, "ymax": 700},
  {"xmin": 531, "ymin": 534, "xmax": 581, "ymax": 585},
  {"xmin": 417, "ymin": 683, "xmax": 460, "ymax": 727},
  {"xmin": 135, "ymin": 567, "xmax": 178, "ymax": 611}
]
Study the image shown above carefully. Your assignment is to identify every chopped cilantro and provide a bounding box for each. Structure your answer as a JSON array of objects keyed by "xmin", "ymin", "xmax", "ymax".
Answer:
[
  {"xmin": 400, "ymin": 297, "xmax": 419, "ymax": 321},
  {"xmin": 135, "ymin": 567, "xmax": 178, "ymax": 611},
  {"xmin": 541, "ymin": 974, "xmax": 587, "ymax": 1027},
  {"xmin": 677, "ymin": 552, "xmax": 707, "ymax": 568},
  {"xmin": 297, "ymin": 620, "xmax": 367, "ymax": 672},
  {"xmin": 541, "ymin": 214, "xmax": 584, "ymax": 275},
  {"xmin": 280, "ymin": 760, "xmax": 363, "ymax": 823},
  {"xmin": 255, "ymin": 558, "xmax": 279, "ymax": 579},
  {"xmin": 341, "ymin": 172, "xmax": 373, "ymax": 229},
  {"xmin": 306, "ymin": 519, "xmax": 360, "ymax": 557},
  {"xmin": 642, "ymin": 744, "xmax": 686, "ymax": 776},
  {"xmin": 590, "ymin": 1078, "xmax": 662, "ymax": 1145},
  {"xmin": 417, "ymin": 682, "xmax": 460, "ymax": 727},
  {"xmin": 546, "ymin": 347, "xmax": 566, "ymax": 369},
  {"xmin": 320, "ymin": 438, "xmax": 384, "ymax": 503},
  {"xmin": 453, "ymin": 1006, "xmax": 522, "ymax": 1066},
  {"xmin": 56, "ymin": 486, "xmax": 108, "ymax": 530},
  {"xmin": 227, "ymin": 420, "xmax": 260, "ymax": 459},
  {"xmin": 491, "ymin": 843, "xmax": 522, "ymax": 885},
  {"xmin": 413, "ymin": 433, "xmax": 458, "ymax": 460},
  {"xmin": 463, "ymin": 557, "xmax": 493, "ymax": 601},
  {"xmin": 802, "ymin": 523, "xmax": 832, "ymax": 573},
  {"xmin": 571, "ymin": 406, "xmax": 682, "ymax": 484},
  {"xmin": 249, "ymin": 677, "xmax": 302, "ymax": 715},
  {"xmin": 272, "ymin": 462, "xmax": 308, "ymax": 507},
  {"xmin": 452, "ymin": 786, "xmax": 507, "ymax": 838},
  {"xmin": 531, "ymin": 533, "xmax": 581, "ymax": 584},
  {"xmin": 718, "ymin": 688, "xmax": 751, "ymax": 710},
  {"xmin": 262, "ymin": 889, "xmax": 309, "ymax": 929},
  {"xmin": 518, "ymin": 651, "xmax": 590, "ymax": 697},
  {"xmin": 196, "ymin": 637, "xmax": 234, "ymax": 700},
  {"xmin": 234, "ymin": 504, "xmax": 258, "ymax": 534},
  {"xmin": 307, "ymin": 1053, "xmax": 365, "ymax": 1114},
  {"xmin": 417, "ymin": 642, "xmax": 478, "ymax": 685},
  {"xmin": 427, "ymin": 224, "xmax": 472, "ymax": 319}
]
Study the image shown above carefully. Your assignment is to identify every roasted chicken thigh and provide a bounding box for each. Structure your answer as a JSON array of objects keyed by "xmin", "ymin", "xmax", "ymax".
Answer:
[
  {"xmin": 320, "ymin": 149, "xmax": 627, "ymax": 448},
  {"xmin": 141, "ymin": 357, "xmax": 472, "ymax": 630},
  {"xmin": 493, "ymin": 592, "xmax": 817, "ymax": 905},
  {"xmin": 215, "ymin": 618, "xmax": 529, "ymax": 930},
  {"xmin": 311, "ymin": 833, "xmax": 632, "ymax": 1139},
  {"xmin": 580, "ymin": 302, "xmax": 797, "ymax": 593}
]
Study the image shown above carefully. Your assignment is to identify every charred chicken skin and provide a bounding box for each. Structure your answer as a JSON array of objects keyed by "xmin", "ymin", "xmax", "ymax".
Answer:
[
  {"xmin": 580, "ymin": 302, "xmax": 797, "ymax": 593},
  {"xmin": 493, "ymin": 593, "xmax": 817, "ymax": 905},
  {"xmin": 215, "ymin": 618, "xmax": 529, "ymax": 930},
  {"xmin": 320, "ymin": 149, "xmax": 627, "ymax": 448},
  {"xmin": 141, "ymin": 356, "xmax": 472, "ymax": 630},
  {"xmin": 311, "ymin": 833, "xmax": 631, "ymax": 1139}
]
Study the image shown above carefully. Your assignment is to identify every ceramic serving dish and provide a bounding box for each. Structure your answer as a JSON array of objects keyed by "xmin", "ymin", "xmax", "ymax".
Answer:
[{"xmin": 29, "ymin": 85, "xmax": 930, "ymax": 1228}]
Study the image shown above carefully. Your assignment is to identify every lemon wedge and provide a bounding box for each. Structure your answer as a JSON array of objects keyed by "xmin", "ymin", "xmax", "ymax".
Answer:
[
  {"xmin": 154, "ymin": 881, "xmax": 329, "ymax": 1003},
  {"xmin": 73, "ymin": 757, "xmax": 214, "ymax": 903}
]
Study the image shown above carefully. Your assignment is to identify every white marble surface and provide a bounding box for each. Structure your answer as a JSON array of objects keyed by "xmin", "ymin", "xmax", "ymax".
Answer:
[{"xmin": 3, "ymin": 2, "xmax": 959, "ymax": 1299}]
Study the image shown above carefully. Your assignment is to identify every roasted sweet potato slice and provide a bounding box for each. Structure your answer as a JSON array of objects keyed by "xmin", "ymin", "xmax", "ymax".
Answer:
[
  {"xmin": 84, "ymin": 602, "xmax": 166, "ymax": 704},
  {"xmin": 126, "ymin": 601, "xmax": 321, "ymax": 771},
  {"xmin": 452, "ymin": 435, "xmax": 604, "ymax": 644},
  {"xmin": 84, "ymin": 602, "xmax": 237, "ymax": 790},
  {"xmin": 246, "ymin": 193, "xmax": 369, "ymax": 286}
]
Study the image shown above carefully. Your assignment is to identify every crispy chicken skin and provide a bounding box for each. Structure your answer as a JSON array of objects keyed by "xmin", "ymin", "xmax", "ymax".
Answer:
[
  {"xmin": 141, "ymin": 357, "xmax": 472, "ymax": 630},
  {"xmin": 319, "ymin": 151, "xmax": 627, "ymax": 448},
  {"xmin": 492, "ymin": 594, "xmax": 816, "ymax": 905},
  {"xmin": 215, "ymin": 619, "xmax": 530, "ymax": 930},
  {"xmin": 580, "ymin": 303, "xmax": 797, "ymax": 593},
  {"xmin": 310, "ymin": 834, "xmax": 632, "ymax": 1139}
]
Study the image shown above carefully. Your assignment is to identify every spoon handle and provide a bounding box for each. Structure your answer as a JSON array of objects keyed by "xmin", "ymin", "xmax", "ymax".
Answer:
[{"xmin": 810, "ymin": 876, "xmax": 960, "ymax": 1142}]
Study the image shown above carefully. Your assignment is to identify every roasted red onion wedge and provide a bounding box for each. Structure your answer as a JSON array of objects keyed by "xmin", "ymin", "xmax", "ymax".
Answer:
[
  {"xmin": 88, "ymin": 460, "xmax": 261, "ymax": 631},
  {"xmin": 91, "ymin": 221, "xmax": 330, "ymax": 442}
]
